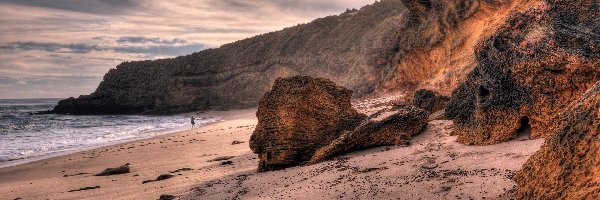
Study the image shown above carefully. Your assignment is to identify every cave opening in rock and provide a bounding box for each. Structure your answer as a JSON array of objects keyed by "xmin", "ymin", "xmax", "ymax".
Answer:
[
  {"xmin": 516, "ymin": 116, "xmax": 532, "ymax": 139},
  {"xmin": 479, "ymin": 85, "xmax": 490, "ymax": 97}
]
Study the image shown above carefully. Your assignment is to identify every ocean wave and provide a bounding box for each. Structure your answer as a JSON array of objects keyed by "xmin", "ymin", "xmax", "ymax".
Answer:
[{"xmin": 0, "ymin": 99, "xmax": 218, "ymax": 166}]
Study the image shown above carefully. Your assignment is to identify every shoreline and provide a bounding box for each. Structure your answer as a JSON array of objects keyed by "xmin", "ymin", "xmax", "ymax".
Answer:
[
  {"xmin": 0, "ymin": 108, "xmax": 259, "ymax": 200},
  {"xmin": 0, "ymin": 111, "xmax": 230, "ymax": 169},
  {"xmin": 1, "ymin": 108, "xmax": 258, "ymax": 169},
  {"xmin": 0, "ymin": 125, "xmax": 192, "ymax": 169}
]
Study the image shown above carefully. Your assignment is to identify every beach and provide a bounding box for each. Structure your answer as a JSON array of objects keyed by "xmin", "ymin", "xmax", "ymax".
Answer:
[
  {"xmin": 0, "ymin": 106, "xmax": 544, "ymax": 200},
  {"xmin": 0, "ymin": 108, "xmax": 258, "ymax": 200}
]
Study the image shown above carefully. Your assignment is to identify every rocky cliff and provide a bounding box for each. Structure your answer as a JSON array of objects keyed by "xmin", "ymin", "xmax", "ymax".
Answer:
[
  {"xmin": 515, "ymin": 81, "xmax": 600, "ymax": 199},
  {"xmin": 51, "ymin": 0, "xmax": 524, "ymax": 114},
  {"xmin": 445, "ymin": 0, "xmax": 600, "ymax": 145}
]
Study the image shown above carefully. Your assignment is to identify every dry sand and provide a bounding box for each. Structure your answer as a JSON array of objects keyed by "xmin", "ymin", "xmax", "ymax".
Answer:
[{"xmin": 0, "ymin": 107, "xmax": 543, "ymax": 200}]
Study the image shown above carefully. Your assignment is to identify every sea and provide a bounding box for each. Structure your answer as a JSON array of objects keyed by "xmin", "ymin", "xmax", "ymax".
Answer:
[{"xmin": 0, "ymin": 98, "xmax": 218, "ymax": 168}]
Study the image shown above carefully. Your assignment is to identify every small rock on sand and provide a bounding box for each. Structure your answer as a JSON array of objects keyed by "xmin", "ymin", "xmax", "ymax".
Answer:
[
  {"xmin": 220, "ymin": 161, "xmax": 234, "ymax": 165},
  {"xmin": 143, "ymin": 174, "xmax": 175, "ymax": 184},
  {"xmin": 68, "ymin": 186, "xmax": 100, "ymax": 192},
  {"xmin": 231, "ymin": 140, "xmax": 245, "ymax": 145},
  {"xmin": 207, "ymin": 156, "xmax": 234, "ymax": 162},
  {"xmin": 94, "ymin": 164, "xmax": 130, "ymax": 176},
  {"xmin": 158, "ymin": 194, "xmax": 176, "ymax": 200}
]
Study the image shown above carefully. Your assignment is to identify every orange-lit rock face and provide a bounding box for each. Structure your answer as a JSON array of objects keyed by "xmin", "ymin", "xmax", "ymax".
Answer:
[
  {"xmin": 377, "ymin": 0, "xmax": 533, "ymax": 96},
  {"xmin": 249, "ymin": 76, "xmax": 367, "ymax": 172},
  {"xmin": 250, "ymin": 77, "xmax": 429, "ymax": 172},
  {"xmin": 445, "ymin": 0, "xmax": 600, "ymax": 145},
  {"xmin": 516, "ymin": 81, "xmax": 600, "ymax": 199}
]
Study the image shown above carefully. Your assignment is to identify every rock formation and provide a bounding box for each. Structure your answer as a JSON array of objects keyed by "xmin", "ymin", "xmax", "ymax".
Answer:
[
  {"xmin": 249, "ymin": 76, "xmax": 367, "ymax": 172},
  {"xmin": 515, "ymin": 81, "xmax": 600, "ymax": 199},
  {"xmin": 309, "ymin": 104, "xmax": 427, "ymax": 164},
  {"xmin": 412, "ymin": 89, "xmax": 449, "ymax": 114},
  {"xmin": 50, "ymin": 0, "xmax": 525, "ymax": 115},
  {"xmin": 445, "ymin": 0, "xmax": 600, "ymax": 145},
  {"xmin": 250, "ymin": 76, "xmax": 427, "ymax": 172}
]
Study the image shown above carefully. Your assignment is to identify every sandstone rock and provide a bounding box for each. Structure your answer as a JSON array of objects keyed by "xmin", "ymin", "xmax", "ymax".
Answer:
[
  {"xmin": 309, "ymin": 104, "xmax": 427, "ymax": 164},
  {"xmin": 413, "ymin": 89, "xmax": 449, "ymax": 114},
  {"xmin": 515, "ymin": 81, "xmax": 600, "ymax": 199},
  {"xmin": 249, "ymin": 76, "xmax": 367, "ymax": 172},
  {"xmin": 445, "ymin": 0, "xmax": 600, "ymax": 145},
  {"xmin": 250, "ymin": 77, "xmax": 429, "ymax": 172}
]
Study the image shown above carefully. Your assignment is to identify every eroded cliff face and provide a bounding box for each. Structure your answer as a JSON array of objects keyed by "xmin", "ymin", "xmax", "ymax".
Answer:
[
  {"xmin": 515, "ymin": 81, "xmax": 600, "ymax": 199},
  {"xmin": 377, "ymin": 0, "xmax": 532, "ymax": 96},
  {"xmin": 445, "ymin": 0, "xmax": 600, "ymax": 145},
  {"xmin": 51, "ymin": 0, "xmax": 526, "ymax": 115}
]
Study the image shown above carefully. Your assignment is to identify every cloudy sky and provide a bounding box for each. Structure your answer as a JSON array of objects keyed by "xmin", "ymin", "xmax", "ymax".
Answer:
[{"xmin": 0, "ymin": 0, "xmax": 375, "ymax": 99}]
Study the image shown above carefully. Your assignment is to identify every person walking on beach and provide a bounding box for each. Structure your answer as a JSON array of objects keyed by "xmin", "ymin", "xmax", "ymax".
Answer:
[{"xmin": 191, "ymin": 116, "xmax": 196, "ymax": 128}]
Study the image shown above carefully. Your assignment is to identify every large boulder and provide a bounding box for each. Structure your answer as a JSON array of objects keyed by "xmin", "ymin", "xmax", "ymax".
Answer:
[
  {"xmin": 413, "ymin": 89, "xmax": 449, "ymax": 114},
  {"xmin": 515, "ymin": 81, "xmax": 600, "ymax": 199},
  {"xmin": 309, "ymin": 104, "xmax": 427, "ymax": 164},
  {"xmin": 250, "ymin": 76, "xmax": 429, "ymax": 172},
  {"xmin": 249, "ymin": 76, "xmax": 367, "ymax": 172},
  {"xmin": 445, "ymin": 0, "xmax": 600, "ymax": 145}
]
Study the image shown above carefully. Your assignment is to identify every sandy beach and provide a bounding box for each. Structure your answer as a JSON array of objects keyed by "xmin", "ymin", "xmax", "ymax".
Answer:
[
  {"xmin": 0, "ymin": 109, "xmax": 258, "ymax": 200},
  {"xmin": 0, "ymin": 105, "xmax": 544, "ymax": 200}
]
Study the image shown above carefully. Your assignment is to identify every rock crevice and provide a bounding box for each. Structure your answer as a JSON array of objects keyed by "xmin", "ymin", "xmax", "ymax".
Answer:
[{"xmin": 516, "ymin": 81, "xmax": 600, "ymax": 199}]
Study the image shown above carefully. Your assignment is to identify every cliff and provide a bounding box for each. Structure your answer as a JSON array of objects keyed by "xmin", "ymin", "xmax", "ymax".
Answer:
[
  {"xmin": 51, "ymin": 0, "xmax": 524, "ymax": 115},
  {"xmin": 445, "ymin": 0, "xmax": 600, "ymax": 145}
]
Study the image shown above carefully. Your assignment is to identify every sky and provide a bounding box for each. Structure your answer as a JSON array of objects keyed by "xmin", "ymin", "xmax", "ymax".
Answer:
[{"xmin": 0, "ymin": 0, "xmax": 376, "ymax": 99}]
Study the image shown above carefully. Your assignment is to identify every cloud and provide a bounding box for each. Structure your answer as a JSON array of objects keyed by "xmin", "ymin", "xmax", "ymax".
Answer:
[
  {"xmin": 0, "ymin": 42, "xmax": 99, "ymax": 53},
  {"xmin": 0, "ymin": 37, "xmax": 209, "ymax": 56},
  {"xmin": 112, "ymin": 44, "xmax": 207, "ymax": 55},
  {"xmin": 0, "ymin": 75, "xmax": 103, "ymax": 99},
  {"xmin": 116, "ymin": 36, "xmax": 188, "ymax": 45},
  {"xmin": 0, "ymin": 0, "xmax": 139, "ymax": 15},
  {"xmin": 212, "ymin": 0, "xmax": 354, "ymax": 12}
]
